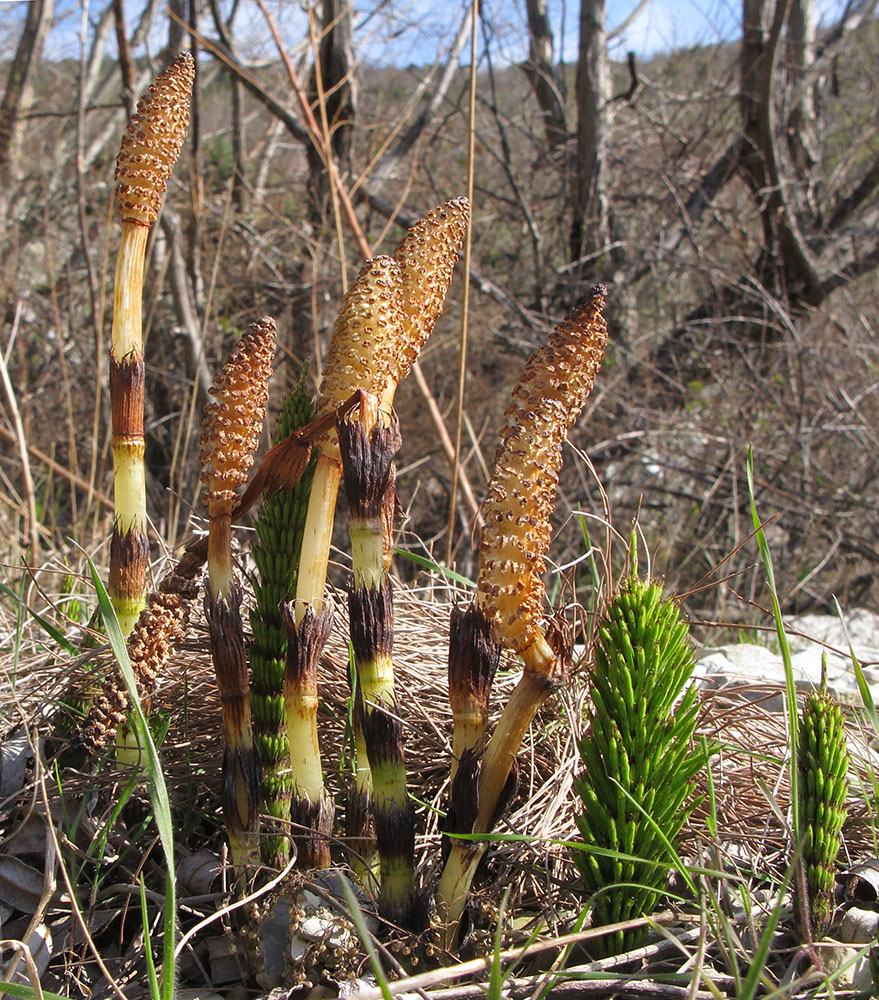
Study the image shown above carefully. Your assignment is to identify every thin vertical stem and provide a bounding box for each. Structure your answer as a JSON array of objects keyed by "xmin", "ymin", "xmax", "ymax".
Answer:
[{"xmin": 445, "ymin": 0, "xmax": 479, "ymax": 566}]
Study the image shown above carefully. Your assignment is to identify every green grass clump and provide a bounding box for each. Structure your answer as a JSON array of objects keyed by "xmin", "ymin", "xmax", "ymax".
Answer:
[
  {"xmin": 572, "ymin": 569, "xmax": 704, "ymax": 957},
  {"xmin": 249, "ymin": 369, "xmax": 317, "ymax": 867},
  {"xmin": 797, "ymin": 680, "xmax": 849, "ymax": 940}
]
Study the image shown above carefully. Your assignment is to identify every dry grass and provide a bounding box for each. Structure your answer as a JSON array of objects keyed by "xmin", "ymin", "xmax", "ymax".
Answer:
[{"xmin": 1, "ymin": 545, "xmax": 878, "ymax": 996}]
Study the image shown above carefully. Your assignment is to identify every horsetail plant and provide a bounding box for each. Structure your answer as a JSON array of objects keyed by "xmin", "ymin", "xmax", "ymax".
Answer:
[
  {"xmin": 389, "ymin": 197, "xmax": 471, "ymax": 412},
  {"xmin": 796, "ymin": 672, "xmax": 849, "ymax": 941},
  {"xmin": 293, "ymin": 197, "xmax": 470, "ymax": 619},
  {"xmin": 227, "ymin": 201, "xmax": 470, "ymax": 869},
  {"xmin": 338, "ymin": 390, "xmax": 415, "ymax": 926},
  {"xmin": 447, "ymin": 603, "xmax": 501, "ymax": 784},
  {"xmin": 437, "ymin": 285, "xmax": 609, "ymax": 947},
  {"xmin": 295, "ymin": 255, "xmax": 406, "ymax": 619},
  {"xmin": 572, "ymin": 566, "xmax": 704, "ymax": 958},
  {"xmin": 249, "ymin": 372, "xmax": 317, "ymax": 867},
  {"xmin": 199, "ymin": 316, "xmax": 275, "ymax": 869},
  {"xmin": 280, "ymin": 598, "xmax": 335, "ymax": 868},
  {"xmin": 347, "ymin": 684, "xmax": 379, "ymax": 883},
  {"xmin": 110, "ymin": 52, "xmax": 194, "ymax": 635}
]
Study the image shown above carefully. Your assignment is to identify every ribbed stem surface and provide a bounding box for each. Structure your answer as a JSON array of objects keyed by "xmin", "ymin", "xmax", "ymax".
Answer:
[
  {"xmin": 294, "ymin": 454, "xmax": 342, "ymax": 620},
  {"xmin": 340, "ymin": 405, "xmax": 415, "ymax": 927},
  {"xmin": 109, "ymin": 223, "xmax": 150, "ymax": 635},
  {"xmin": 250, "ymin": 377, "xmax": 317, "ymax": 867}
]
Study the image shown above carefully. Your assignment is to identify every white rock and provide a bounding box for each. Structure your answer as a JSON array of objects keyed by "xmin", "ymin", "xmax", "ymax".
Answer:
[
  {"xmin": 696, "ymin": 607, "xmax": 879, "ymax": 708},
  {"xmin": 840, "ymin": 906, "xmax": 879, "ymax": 944},
  {"xmin": 788, "ymin": 610, "xmax": 879, "ymax": 654}
]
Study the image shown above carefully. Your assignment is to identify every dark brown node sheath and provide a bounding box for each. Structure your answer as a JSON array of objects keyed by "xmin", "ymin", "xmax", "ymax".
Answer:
[
  {"xmin": 448, "ymin": 602, "xmax": 502, "ymax": 778},
  {"xmin": 441, "ymin": 751, "xmax": 519, "ymax": 865},
  {"xmin": 337, "ymin": 414, "xmax": 402, "ymax": 523},
  {"xmin": 347, "ymin": 580, "xmax": 416, "ymax": 927},
  {"xmin": 108, "ymin": 524, "xmax": 150, "ymax": 616},
  {"xmin": 109, "ymin": 353, "xmax": 145, "ymax": 435},
  {"xmin": 205, "ymin": 581, "xmax": 260, "ymax": 837},
  {"xmin": 348, "ymin": 580, "xmax": 394, "ymax": 663},
  {"xmin": 108, "ymin": 352, "xmax": 149, "ymax": 630},
  {"xmin": 346, "ymin": 686, "xmax": 377, "ymax": 877},
  {"xmin": 338, "ymin": 397, "xmax": 415, "ymax": 925},
  {"xmin": 281, "ymin": 601, "xmax": 335, "ymax": 868}
]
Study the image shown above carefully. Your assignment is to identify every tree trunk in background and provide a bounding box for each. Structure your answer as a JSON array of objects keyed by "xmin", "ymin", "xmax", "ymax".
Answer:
[
  {"xmin": 231, "ymin": 76, "xmax": 249, "ymax": 213},
  {"xmin": 112, "ymin": 0, "xmax": 136, "ymax": 118},
  {"xmin": 737, "ymin": 0, "xmax": 823, "ymax": 302},
  {"xmin": 523, "ymin": 0, "xmax": 568, "ymax": 155},
  {"xmin": 306, "ymin": 0, "xmax": 357, "ymax": 228},
  {"xmin": 0, "ymin": 0, "xmax": 54, "ymax": 223},
  {"xmin": 785, "ymin": 0, "xmax": 819, "ymax": 191},
  {"xmin": 165, "ymin": 0, "xmax": 186, "ymax": 61},
  {"xmin": 571, "ymin": 0, "xmax": 610, "ymax": 270},
  {"xmin": 206, "ymin": 0, "xmax": 249, "ymax": 213},
  {"xmin": 738, "ymin": 0, "xmax": 769, "ymax": 197},
  {"xmin": 187, "ymin": 0, "xmax": 205, "ymax": 309},
  {"xmin": 365, "ymin": 6, "xmax": 472, "ymax": 202}
]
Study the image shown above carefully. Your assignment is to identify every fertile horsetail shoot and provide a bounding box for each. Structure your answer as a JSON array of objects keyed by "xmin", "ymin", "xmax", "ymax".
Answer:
[
  {"xmin": 109, "ymin": 52, "xmax": 194, "ymax": 635},
  {"xmin": 437, "ymin": 285, "xmax": 609, "ymax": 944},
  {"xmin": 199, "ymin": 316, "xmax": 275, "ymax": 867}
]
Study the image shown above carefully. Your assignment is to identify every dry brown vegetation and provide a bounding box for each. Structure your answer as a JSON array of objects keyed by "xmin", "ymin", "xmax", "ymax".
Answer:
[
  {"xmin": 2, "ymin": 1, "xmax": 879, "ymax": 996},
  {"xmin": 2, "ymin": 10, "xmax": 878, "ymax": 630}
]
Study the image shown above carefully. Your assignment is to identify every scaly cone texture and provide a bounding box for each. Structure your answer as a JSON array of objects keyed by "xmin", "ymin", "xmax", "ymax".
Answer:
[
  {"xmin": 109, "ymin": 51, "xmax": 194, "ymax": 636},
  {"xmin": 199, "ymin": 316, "xmax": 275, "ymax": 869},
  {"xmin": 797, "ymin": 684, "xmax": 849, "ymax": 940},
  {"xmin": 296, "ymin": 198, "xmax": 470, "ymax": 618},
  {"xmin": 76, "ymin": 536, "xmax": 207, "ymax": 755},
  {"xmin": 476, "ymin": 285, "xmax": 608, "ymax": 665},
  {"xmin": 389, "ymin": 196, "xmax": 470, "ymax": 411},
  {"xmin": 294, "ymin": 256, "xmax": 405, "ymax": 620},
  {"xmin": 338, "ymin": 393, "xmax": 415, "ymax": 927},
  {"xmin": 572, "ymin": 573, "xmax": 704, "ymax": 958},
  {"xmin": 249, "ymin": 373, "xmax": 318, "ymax": 867},
  {"xmin": 437, "ymin": 285, "xmax": 609, "ymax": 947}
]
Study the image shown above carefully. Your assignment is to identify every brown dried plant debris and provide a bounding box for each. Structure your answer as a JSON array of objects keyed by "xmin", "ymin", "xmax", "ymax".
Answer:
[
  {"xmin": 77, "ymin": 536, "xmax": 208, "ymax": 754},
  {"xmin": 114, "ymin": 52, "xmax": 196, "ymax": 227}
]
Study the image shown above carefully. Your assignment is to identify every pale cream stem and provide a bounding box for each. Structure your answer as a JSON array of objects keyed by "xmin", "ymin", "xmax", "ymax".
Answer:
[
  {"xmin": 111, "ymin": 225, "xmax": 148, "ymax": 359},
  {"xmin": 293, "ymin": 454, "xmax": 343, "ymax": 624}
]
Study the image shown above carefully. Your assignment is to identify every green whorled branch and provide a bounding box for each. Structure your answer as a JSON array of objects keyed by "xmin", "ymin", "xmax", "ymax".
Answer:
[
  {"xmin": 797, "ymin": 682, "xmax": 849, "ymax": 940},
  {"xmin": 249, "ymin": 373, "xmax": 317, "ymax": 867},
  {"xmin": 571, "ymin": 573, "xmax": 704, "ymax": 958}
]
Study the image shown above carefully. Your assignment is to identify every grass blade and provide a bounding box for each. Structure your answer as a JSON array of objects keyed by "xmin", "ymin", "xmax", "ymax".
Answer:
[
  {"xmin": 84, "ymin": 554, "xmax": 177, "ymax": 1000},
  {"xmin": 338, "ymin": 876, "xmax": 393, "ymax": 1000},
  {"xmin": 746, "ymin": 447, "xmax": 799, "ymax": 844},
  {"xmin": 0, "ymin": 580, "xmax": 78, "ymax": 657}
]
